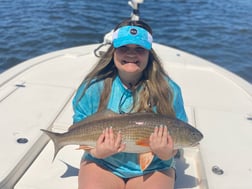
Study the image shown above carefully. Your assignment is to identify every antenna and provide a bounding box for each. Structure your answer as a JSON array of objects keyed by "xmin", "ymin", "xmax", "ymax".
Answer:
[{"xmin": 128, "ymin": 0, "xmax": 144, "ymax": 21}]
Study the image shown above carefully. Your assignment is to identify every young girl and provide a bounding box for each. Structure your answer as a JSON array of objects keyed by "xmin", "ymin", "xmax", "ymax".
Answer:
[{"xmin": 72, "ymin": 19, "xmax": 187, "ymax": 189}]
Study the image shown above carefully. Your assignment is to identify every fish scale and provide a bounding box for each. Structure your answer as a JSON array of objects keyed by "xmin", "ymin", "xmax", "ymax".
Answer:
[{"xmin": 41, "ymin": 110, "xmax": 203, "ymax": 159}]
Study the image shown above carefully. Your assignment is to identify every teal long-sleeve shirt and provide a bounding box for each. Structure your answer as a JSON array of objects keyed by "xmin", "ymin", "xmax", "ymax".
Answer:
[{"xmin": 72, "ymin": 76, "xmax": 187, "ymax": 178}]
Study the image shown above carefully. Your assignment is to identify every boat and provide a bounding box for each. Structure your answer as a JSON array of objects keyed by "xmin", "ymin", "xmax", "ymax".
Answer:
[{"xmin": 1, "ymin": 1, "xmax": 252, "ymax": 188}]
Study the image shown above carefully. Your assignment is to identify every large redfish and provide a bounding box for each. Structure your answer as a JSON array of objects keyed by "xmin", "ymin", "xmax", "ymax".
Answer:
[{"xmin": 41, "ymin": 110, "xmax": 203, "ymax": 170}]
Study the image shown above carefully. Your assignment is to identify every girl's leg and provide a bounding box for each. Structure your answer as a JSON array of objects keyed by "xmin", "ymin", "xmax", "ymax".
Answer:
[
  {"xmin": 125, "ymin": 168, "xmax": 175, "ymax": 189},
  {"xmin": 78, "ymin": 160, "xmax": 125, "ymax": 189}
]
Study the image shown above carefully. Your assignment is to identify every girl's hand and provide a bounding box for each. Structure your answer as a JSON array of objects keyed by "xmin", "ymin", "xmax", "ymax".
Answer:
[
  {"xmin": 149, "ymin": 125, "xmax": 177, "ymax": 160},
  {"xmin": 90, "ymin": 127, "xmax": 126, "ymax": 159}
]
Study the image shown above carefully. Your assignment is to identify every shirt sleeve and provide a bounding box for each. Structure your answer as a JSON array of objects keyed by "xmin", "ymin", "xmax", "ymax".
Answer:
[
  {"xmin": 72, "ymin": 81, "xmax": 102, "ymax": 123},
  {"xmin": 168, "ymin": 79, "xmax": 188, "ymax": 122}
]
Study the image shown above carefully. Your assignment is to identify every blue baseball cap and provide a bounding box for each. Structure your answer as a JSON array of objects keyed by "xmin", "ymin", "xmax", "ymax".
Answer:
[{"xmin": 112, "ymin": 26, "xmax": 153, "ymax": 50}]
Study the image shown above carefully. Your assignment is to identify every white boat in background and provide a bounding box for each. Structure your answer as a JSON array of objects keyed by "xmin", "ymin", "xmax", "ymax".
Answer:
[{"xmin": 1, "ymin": 1, "xmax": 252, "ymax": 188}]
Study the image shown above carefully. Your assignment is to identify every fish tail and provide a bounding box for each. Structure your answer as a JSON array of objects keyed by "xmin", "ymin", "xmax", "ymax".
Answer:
[{"xmin": 41, "ymin": 129, "xmax": 65, "ymax": 161}]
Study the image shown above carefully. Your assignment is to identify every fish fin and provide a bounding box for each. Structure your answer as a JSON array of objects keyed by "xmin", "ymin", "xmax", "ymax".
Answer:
[
  {"xmin": 76, "ymin": 145, "xmax": 94, "ymax": 151},
  {"xmin": 139, "ymin": 152, "xmax": 154, "ymax": 171},
  {"xmin": 68, "ymin": 109, "xmax": 119, "ymax": 130},
  {"xmin": 135, "ymin": 138, "xmax": 149, "ymax": 147},
  {"xmin": 41, "ymin": 129, "xmax": 64, "ymax": 161}
]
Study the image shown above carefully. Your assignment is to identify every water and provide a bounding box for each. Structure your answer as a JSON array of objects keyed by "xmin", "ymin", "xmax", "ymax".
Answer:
[{"xmin": 0, "ymin": 0, "xmax": 251, "ymax": 83}]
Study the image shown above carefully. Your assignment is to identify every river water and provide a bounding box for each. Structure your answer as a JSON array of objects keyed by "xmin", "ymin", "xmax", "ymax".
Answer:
[{"xmin": 0, "ymin": 0, "xmax": 251, "ymax": 83}]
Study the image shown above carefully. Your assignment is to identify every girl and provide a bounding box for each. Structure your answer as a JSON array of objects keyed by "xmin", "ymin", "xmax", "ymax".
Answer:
[{"xmin": 72, "ymin": 19, "xmax": 187, "ymax": 189}]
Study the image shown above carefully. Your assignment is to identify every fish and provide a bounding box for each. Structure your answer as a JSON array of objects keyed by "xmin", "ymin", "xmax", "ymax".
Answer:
[{"xmin": 41, "ymin": 110, "xmax": 203, "ymax": 170}]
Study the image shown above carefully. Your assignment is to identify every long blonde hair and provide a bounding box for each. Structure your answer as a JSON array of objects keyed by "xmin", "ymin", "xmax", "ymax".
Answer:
[{"xmin": 78, "ymin": 19, "xmax": 176, "ymax": 117}]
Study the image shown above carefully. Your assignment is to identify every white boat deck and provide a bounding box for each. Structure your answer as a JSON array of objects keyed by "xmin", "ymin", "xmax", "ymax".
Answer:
[{"xmin": 0, "ymin": 43, "xmax": 251, "ymax": 189}]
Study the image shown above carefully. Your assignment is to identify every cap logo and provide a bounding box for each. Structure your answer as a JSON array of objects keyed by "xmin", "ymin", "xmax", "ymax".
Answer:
[{"xmin": 130, "ymin": 28, "xmax": 137, "ymax": 35}]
